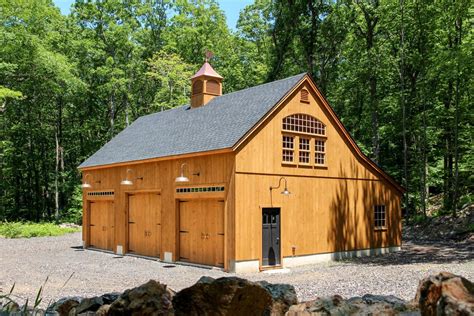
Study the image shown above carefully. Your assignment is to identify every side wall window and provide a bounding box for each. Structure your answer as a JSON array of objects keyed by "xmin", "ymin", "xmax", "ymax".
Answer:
[{"xmin": 374, "ymin": 205, "xmax": 386, "ymax": 229}]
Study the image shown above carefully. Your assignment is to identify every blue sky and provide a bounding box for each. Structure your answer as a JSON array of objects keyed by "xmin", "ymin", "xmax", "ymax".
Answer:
[{"xmin": 52, "ymin": 0, "xmax": 253, "ymax": 30}]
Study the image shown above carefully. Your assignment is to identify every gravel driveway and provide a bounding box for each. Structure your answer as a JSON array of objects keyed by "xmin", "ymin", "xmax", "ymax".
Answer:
[{"xmin": 1, "ymin": 232, "xmax": 472, "ymax": 308}]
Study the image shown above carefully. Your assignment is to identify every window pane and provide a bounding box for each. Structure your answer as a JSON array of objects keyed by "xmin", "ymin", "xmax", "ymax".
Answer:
[
  {"xmin": 374, "ymin": 205, "xmax": 386, "ymax": 228},
  {"xmin": 282, "ymin": 114, "xmax": 325, "ymax": 136}
]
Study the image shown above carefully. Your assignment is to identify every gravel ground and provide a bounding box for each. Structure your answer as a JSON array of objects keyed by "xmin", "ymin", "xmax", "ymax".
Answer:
[{"xmin": 1, "ymin": 232, "xmax": 472, "ymax": 308}]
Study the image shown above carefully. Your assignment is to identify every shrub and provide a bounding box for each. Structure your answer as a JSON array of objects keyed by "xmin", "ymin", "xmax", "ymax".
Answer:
[
  {"xmin": 61, "ymin": 185, "xmax": 83, "ymax": 225},
  {"xmin": 0, "ymin": 222, "xmax": 80, "ymax": 238}
]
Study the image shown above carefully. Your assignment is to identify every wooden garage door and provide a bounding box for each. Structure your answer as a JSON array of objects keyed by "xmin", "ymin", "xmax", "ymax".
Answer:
[
  {"xmin": 179, "ymin": 200, "xmax": 224, "ymax": 267},
  {"xmin": 128, "ymin": 193, "xmax": 161, "ymax": 257},
  {"xmin": 89, "ymin": 201, "xmax": 114, "ymax": 251}
]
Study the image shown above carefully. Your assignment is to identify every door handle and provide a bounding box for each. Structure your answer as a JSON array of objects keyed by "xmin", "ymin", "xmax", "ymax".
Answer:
[
  {"xmin": 201, "ymin": 232, "xmax": 205, "ymax": 239},
  {"xmin": 276, "ymin": 237, "xmax": 279, "ymax": 245}
]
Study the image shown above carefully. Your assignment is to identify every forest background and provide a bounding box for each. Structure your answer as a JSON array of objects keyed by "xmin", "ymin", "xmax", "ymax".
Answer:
[{"xmin": 0, "ymin": 0, "xmax": 472, "ymax": 224}]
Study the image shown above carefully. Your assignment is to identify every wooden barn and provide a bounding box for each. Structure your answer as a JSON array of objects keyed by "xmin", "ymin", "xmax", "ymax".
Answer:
[{"xmin": 79, "ymin": 62, "xmax": 403, "ymax": 272}]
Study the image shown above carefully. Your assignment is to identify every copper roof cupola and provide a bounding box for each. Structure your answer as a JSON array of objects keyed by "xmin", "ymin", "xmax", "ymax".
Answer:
[{"xmin": 191, "ymin": 60, "xmax": 222, "ymax": 108}]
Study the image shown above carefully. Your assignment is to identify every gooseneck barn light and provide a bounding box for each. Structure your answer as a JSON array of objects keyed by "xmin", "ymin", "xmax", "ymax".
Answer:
[
  {"xmin": 175, "ymin": 163, "xmax": 190, "ymax": 183},
  {"xmin": 120, "ymin": 169, "xmax": 135, "ymax": 186},
  {"xmin": 81, "ymin": 174, "xmax": 93, "ymax": 189},
  {"xmin": 270, "ymin": 177, "xmax": 291, "ymax": 195}
]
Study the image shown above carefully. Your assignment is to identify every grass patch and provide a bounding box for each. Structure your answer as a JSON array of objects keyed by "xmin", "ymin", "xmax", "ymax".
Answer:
[{"xmin": 0, "ymin": 222, "xmax": 80, "ymax": 238}]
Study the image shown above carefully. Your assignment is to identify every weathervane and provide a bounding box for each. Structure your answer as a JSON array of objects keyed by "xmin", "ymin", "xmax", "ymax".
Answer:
[{"xmin": 205, "ymin": 50, "xmax": 214, "ymax": 62}]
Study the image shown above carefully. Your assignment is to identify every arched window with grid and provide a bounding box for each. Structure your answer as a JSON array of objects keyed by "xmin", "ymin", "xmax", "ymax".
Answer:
[{"xmin": 282, "ymin": 114, "xmax": 326, "ymax": 136}]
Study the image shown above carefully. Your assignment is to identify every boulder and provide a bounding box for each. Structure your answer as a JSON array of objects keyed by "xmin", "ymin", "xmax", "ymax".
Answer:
[
  {"xmin": 286, "ymin": 294, "xmax": 418, "ymax": 315},
  {"xmin": 46, "ymin": 297, "xmax": 81, "ymax": 316},
  {"xmin": 108, "ymin": 280, "xmax": 174, "ymax": 315},
  {"xmin": 173, "ymin": 276, "xmax": 287, "ymax": 316},
  {"xmin": 75, "ymin": 296, "xmax": 104, "ymax": 314},
  {"xmin": 286, "ymin": 295, "xmax": 356, "ymax": 315},
  {"xmin": 46, "ymin": 292, "xmax": 119, "ymax": 316},
  {"xmin": 257, "ymin": 281, "xmax": 298, "ymax": 315},
  {"xmin": 414, "ymin": 272, "xmax": 474, "ymax": 315},
  {"xmin": 95, "ymin": 304, "xmax": 110, "ymax": 316},
  {"xmin": 348, "ymin": 294, "xmax": 418, "ymax": 315}
]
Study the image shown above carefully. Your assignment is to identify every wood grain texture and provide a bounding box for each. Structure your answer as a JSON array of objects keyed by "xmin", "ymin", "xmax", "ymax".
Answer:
[
  {"xmin": 234, "ymin": 80, "xmax": 402, "ymax": 264},
  {"xmin": 82, "ymin": 153, "xmax": 235, "ymax": 268},
  {"xmin": 81, "ymin": 76, "xmax": 402, "ymax": 271},
  {"xmin": 88, "ymin": 201, "xmax": 115, "ymax": 251}
]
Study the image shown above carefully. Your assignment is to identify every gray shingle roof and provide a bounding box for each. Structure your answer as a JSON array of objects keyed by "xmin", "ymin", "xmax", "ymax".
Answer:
[{"xmin": 79, "ymin": 73, "xmax": 306, "ymax": 168}]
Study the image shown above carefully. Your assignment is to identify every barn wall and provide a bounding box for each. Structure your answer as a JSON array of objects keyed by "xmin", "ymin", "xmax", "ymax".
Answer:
[
  {"xmin": 81, "ymin": 152, "xmax": 236, "ymax": 270},
  {"xmin": 234, "ymin": 79, "xmax": 402, "ymax": 264}
]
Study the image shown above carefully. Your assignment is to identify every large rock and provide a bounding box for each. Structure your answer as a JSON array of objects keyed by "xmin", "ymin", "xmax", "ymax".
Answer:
[
  {"xmin": 286, "ymin": 295, "xmax": 355, "ymax": 315},
  {"xmin": 414, "ymin": 272, "xmax": 474, "ymax": 315},
  {"xmin": 46, "ymin": 292, "xmax": 119, "ymax": 316},
  {"xmin": 257, "ymin": 281, "xmax": 298, "ymax": 315},
  {"xmin": 46, "ymin": 297, "xmax": 81, "ymax": 315},
  {"xmin": 108, "ymin": 280, "xmax": 174, "ymax": 315},
  {"xmin": 286, "ymin": 294, "xmax": 417, "ymax": 315},
  {"xmin": 173, "ymin": 276, "xmax": 297, "ymax": 316}
]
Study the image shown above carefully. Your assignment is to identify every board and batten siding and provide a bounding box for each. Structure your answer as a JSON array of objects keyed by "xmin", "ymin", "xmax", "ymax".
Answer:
[
  {"xmin": 81, "ymin": 152, "xmax": 236, "ymax": 270},
  {"xmin": 234, "ymin": 79, "xmax": 402, "ymax": 265}
]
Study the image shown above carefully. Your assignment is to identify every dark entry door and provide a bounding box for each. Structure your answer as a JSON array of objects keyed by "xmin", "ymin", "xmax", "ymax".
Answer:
[{"xmin": 262, "ymin": 208, "xmax": 281, "ymax": 266}]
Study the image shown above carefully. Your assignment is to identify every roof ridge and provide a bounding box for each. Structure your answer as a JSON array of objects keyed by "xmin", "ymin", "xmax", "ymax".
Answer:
[
  {"xmin": 136, "ymin": 73, "xmax": 307, "ymax": 120},
  {"xmin": 216, "ymin": 72, "xmax": 307, "ymax": 99},
  {"xmin": 136, "ymin": 104, "xmax": 187, "ymax": 120}
]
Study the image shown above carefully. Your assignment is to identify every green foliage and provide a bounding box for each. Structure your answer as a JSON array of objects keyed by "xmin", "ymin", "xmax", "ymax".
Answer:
[
  {"xmin": 468, "ymin": 223, "xmax": 474, "ymax": 233},
  {"xmin": 146, "ymin": 51, "xmax": 194, "ymax": 110},
  {"xmin": 61, "ymin": 185, "xmax": 83, "ymax": 225},
  {"xmin": 0, "ymin": 0, "xmax": 471, "ymax": 224},
  {"xmin": 0, "ymin": 222, "xmax": 80, "ymax": 238}
]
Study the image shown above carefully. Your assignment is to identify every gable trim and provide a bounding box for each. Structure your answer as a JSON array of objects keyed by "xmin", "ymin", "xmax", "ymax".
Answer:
[{"xmin": 233, "ymin": 74, "xmax": 405, "ymax": 195}]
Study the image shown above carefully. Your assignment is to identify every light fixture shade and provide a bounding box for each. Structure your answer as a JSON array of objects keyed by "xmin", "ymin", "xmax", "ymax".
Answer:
[
  {"xmin": 175, "ymin": 176, "xmax": 190, "ymax": 183},
  {"xmin": 281, "ymin": 188, "xmax": 291, "ymax": 195},
  {"xmin": 81, "ymin": 183, "xmax": 92, "ymax": 189},
  {"xmin": 120, "ymin": 179, "xmax": 133, "ymax": 186}
]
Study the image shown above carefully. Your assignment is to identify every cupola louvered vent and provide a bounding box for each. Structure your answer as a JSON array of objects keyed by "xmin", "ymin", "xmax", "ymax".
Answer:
[
  {"xmin": 207, "ymin": 80, "xmax": 220, "ymax": 95},
  {"xmin": 192, "ymin": 80, "xmax": 203, "ymax": 95}
]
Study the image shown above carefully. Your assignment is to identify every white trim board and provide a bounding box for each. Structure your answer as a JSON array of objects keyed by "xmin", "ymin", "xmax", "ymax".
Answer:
[
  {"xmin": 283, "ymin": 246, "xmax": 402, "ymax": 267},
  {"xmin": 230, "ymin": 260, "xmax": 260, "ymax": 273},
  {"xmin": 231, "ymin": 246, "xmax": 401, "ymax": 273}
]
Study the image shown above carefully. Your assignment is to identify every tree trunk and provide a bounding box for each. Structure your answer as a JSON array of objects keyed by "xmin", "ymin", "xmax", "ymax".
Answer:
[
  {"xmin": 55, "ymin": 131, "xmax": 60, "ymax": 222},
  {"xmin": 399, "ymin": 0, "xmax": 409, "ymax": 219},
  {"xmin": 452, "ymin": 15, "xmax": 462, "ymax": 217}
]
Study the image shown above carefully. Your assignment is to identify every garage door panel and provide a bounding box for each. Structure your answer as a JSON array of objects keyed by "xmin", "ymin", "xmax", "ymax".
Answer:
[
  {"xmin": 216, "ymin": 234, "xmax": 225, "ymax": 267},
  {"xmin": 179, "ymin": 200, "xmax": 224, "ymax": 267},
  {"xmin": 89, "ymin": 225, "xmax": 101, "ymax": 248},
  {"xmin": 89, "ymin": 201, "xmax": 114, "ymax": 251},
  {"xmin": 106, "ymin": 202, "xmax": 115, "ymax": 251},
  {"xmin": 127, "ymin": 193, "xmax": 161, "ymax": 257},
  {"xmin": 179, "ymin": 232, "xmax": 191, "ymax": 261}
]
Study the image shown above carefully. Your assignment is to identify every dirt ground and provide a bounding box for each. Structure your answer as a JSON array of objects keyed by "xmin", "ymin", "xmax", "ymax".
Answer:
[{"xmin": 1, "ymin": 232, "xmax": 472, "ymax": 309}]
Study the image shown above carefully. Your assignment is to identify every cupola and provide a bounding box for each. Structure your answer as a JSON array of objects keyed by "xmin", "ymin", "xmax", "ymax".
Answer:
[{"xmin": 190, "ymin": 61, "xmax": 222, "ymax": 108}]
